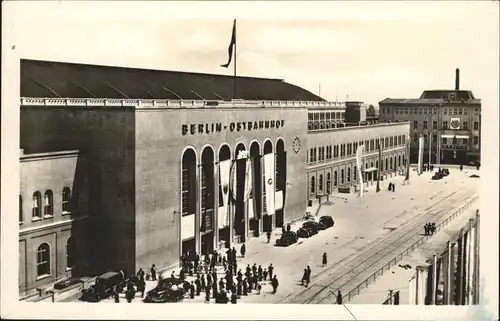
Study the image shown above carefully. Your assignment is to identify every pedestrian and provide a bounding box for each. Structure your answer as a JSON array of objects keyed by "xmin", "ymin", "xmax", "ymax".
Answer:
[
  {"xmin": 252, "ymin": 263, "xmax": 257, "ymax": 276},
  {"xmin": 195, "ymin": 277, "xmax": 201, "ymax": 296},
  {"xmin": 205, "ymin": 287, "xmax": 211, "ymax": 302},
  {"xmin": 180, "ymin": 268, "xmax": 186, "ymax": 280},
  {"xmin": 201, "ymin": 274, "xmax": 206, "ymax": 291},
  {"xmin": 263, "ymin": 268, "xmax": 269, "ymax": 281},
  {"xmin": 301, "ymin": 268, "xmax": 308, "ymax": 286},
  {"xmin": 171, "ymin": 270, "xmax": 176, "ymax": 279},
  {"xmin": 126, "ymin": 282, "xmax": 135, "ymax": 303},
  {"xmin": 392, "ymin": 184, "xmax": 396, "ymax": 192},
  {"xmin": 232, "ymin": 247, "xmax": 237, "ymax": 262},
  {"xmin": 189, "ymin": 281, "xmax": 195, "ymax": 299},
  {"xmin": 137, "ymin": 277, "xmax": 146, "ymax": 298},
  {"xmin": 271, "ymin": 275, "xmax": 279, "ymax": 294},
  {"xmin": 460, "ymin": 164, "xmax": 463, "ymax": 171},
  {"xmin": 231, "ymin": 292, "xmax": 237, "ymax": 304},
  {"xmin": 258, "ymin": 265, "xmax": 263, "ymax": 281},
  {"xmin": 266, "ymin": 231, "xmax": 271, "ymax": 243},
  {"xmin": 388, "ymin": 182, "xmax": 393, "ymax": 191},
  {"xmin": 337, "ymin": 290, "xmax": 343, "ymax": 304},
  {"xmin": 150, "ymin": 264, "xmax": 157, "ymax": 281},
  {"xmin": 212, "ymin": 270, "xmax": 217, "ymax": 284},
  {"xmin": 256, "ymin": 282, "xmax": 262, "ymax": 295},
  {"xmin": 432, "ymin": 223, "xmax": 436, "ymax": 235},
  {"xmin": 287, "ymin": 224, "xmax": 291, "ymax": 232},
  {"xmin": 322, "ymin": 252, "xmax": 328, "ymax": 267},
  {"xmin": 246, "ymin": 264, "xmax": 251, "ymax": 276},
  {"xmin": 237, "ymin": 281, "xmax": 242, "ymax": 297},
  {"xmin": 113, "ymin": 288, "xmax": 120, "ymax": 303},
  {"xmin": 268, "ymin": 264, "xmax": 274, "ymax": 280},
  {"xmin": 219, "ymin": 278, "xmax": 224, "ymax": 291},
  {"xmin": 212, "ymin": 282, "xmax": 218, "ymax": 299},
  {"xmin": 137, "ymin": 268, "xmax": 145, "ymax": 280},
  {"xmin": 242, "ymin": 279, "xmax": 248, "ymax": 296},
  {"xmin": 424, "ymin": 223, "xmax": 428, "ymax": 236},
  {"xmin": 240, "ymin": 244, "xmax": 246, "ymax": 258},
  {"xmin": 306, "ymin": 265, "xmax": 311, "ymax": 285}
]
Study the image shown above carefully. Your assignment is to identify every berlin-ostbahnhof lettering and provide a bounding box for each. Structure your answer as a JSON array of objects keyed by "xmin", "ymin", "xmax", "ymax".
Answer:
[{"xmin": 182, "ymin": 120, "xmax": 286, "ymax": 135}]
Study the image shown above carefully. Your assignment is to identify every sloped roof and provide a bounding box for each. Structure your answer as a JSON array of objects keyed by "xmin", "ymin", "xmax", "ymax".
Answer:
[{"xmin": 20, "ymin": 59, "xmax": 325, "ymax": 101}]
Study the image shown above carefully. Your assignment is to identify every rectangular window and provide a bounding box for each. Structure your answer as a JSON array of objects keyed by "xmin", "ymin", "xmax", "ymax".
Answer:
[
  {"xmin": 432, "ymin": 134, "xmax": 437, "ymax": 144},
  {"xmin": 474, "ymin": 122, "xmax": 479, "ymax": 130},
  {"xmin": 473, "ymin": 136, "xmax": 479, "ymax": 145},
  {"xmin": 432, "ymin": 121, "xmax": 437, "ymax": 129},
  {"xmin": 442, "ymin": 137, "xmax": 447, "ymax": 145},
  {"xmin": 413, "ymin": 120, "xmax": 418, "ymax": 129},
  {"xmin": 463, "ymin": 122, "xmax": 468, "ymax": 130},
  {"xmin": 418, "ymin": 108, "xmax": 422, "ymax": 114},
  {"xmin": 444, "ymin": 109, "xmax": 448, "ymax": 115},
  {"xmin": 423, "ymin": 121, "xmax": 428, "ymax": 129},
  {"xmin": 462, "ymin": 138, "xmax": 468, "ymax": 145},
  {"xmin": 309, "ymin": 149, "xmax": 313, "ymax": 163},
  {"xmin": 443, "ymin": 121, "xmax": 448, "ymax": 129},
  {"xmin": 453, "ymin": 108, "xmax": 457, "ymax": 115},
  {"xmin": 464, "ymin": 109, "xmax": 468, "ymax": 115},
  {"xmin": 458, "ymin": 108, "xmax": 462, "ymax": 115},
  {"xmin": 424, "ymin": 108, "xmax": 428, "ymax": 114}
]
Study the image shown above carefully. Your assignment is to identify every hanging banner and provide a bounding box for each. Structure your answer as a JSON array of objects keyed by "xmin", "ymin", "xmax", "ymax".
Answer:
[
  {"xmin": 218, "ymin": 159, "xmax": 231, "ymax": 228},
  {"xmin": 264, "ymin": 153, "xmax": 275, "ymax": 215},
  {"xmin": 418, "ymin": 136, "xmax": 424, "ymax": 174},
  {"xmin": 356, "ymin": 145, "xmax": 365, "ymax": 198},
  {"xmin": 275, "ymin": 190, "xmax": 283, "ymax": 211}
]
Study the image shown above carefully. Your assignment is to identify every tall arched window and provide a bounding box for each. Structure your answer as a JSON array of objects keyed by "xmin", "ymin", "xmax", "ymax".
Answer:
[
  {"xmin": 319, "ymin": 174, "xmax": 323, "ymax": 193},
  {"xmin": 394, "ymin": 156, "xmax": 397, "ymax": 170},
  {"xmin": 353, "ymin": 166, "xmax": 357, "ymax": 181},
  {"xmin": 398, "ymin": 155, "xmax": 401, "ymax": 167},
  {"xmin": 347, "ymin": 168, "xmax": 351, "ymax": 182},
  {"xmin": 310, "ymin": 176, "xmax": 316, "ymax": 194},
  {"xmin": 62, "ymin": 187, "xmax": 71, "ymax": 213},
  {"xmin": 19, "ymin": 195, "xmax": 23, "ymax": 224},
  {"xmin": 340, "ymin": 169, "xmax": 344, "ymax": 185},
  {"xmin": 44, "ymin": 190, "xmax": 53, "ymax": 217},
  {"xmin": 182, "ymin": 149, "xmax": 197, "ymax": 217},
  {"xmin": 66, "ymin": 237, "xmax": 76, "ymax": 269},
  {"xmin": 390, "ymin": 157, "xmax": 393, "ymax": 170},
  {"xmin": 37, "ymin": 243, "xmax": 50, "ymax": 277},
  {"xmin": 333, "ymin": 171, "xmax": 338, "ymax": 187},
  {"xmin": 32, "ymin": 192, "xmax": 42, "ymax": 219},
  {"xmin": 385, "ymin": 158, "xmax": 389, "ymax": 171},
  {"xmin": 326, "ymin": 172, "xmax": 331, "ymax": 194}
]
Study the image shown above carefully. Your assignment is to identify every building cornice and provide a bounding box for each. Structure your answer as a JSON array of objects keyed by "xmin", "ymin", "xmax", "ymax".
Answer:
[{"xmin": 20, "ymin": 97, "xmax": 343, "ymax": 110}]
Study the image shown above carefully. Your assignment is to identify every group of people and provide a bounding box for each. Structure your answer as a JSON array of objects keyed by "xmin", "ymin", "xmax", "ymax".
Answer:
[
  {"xmin": 111, "ymin": 269, "xmax": 147, "ymax": 303},
  {"xmin": 301, "ymin": 265, "xmax": 312, "ymax": 287},
  {"xmin": 388, "ymin": 182, "xmax": 396, "ymax": 192},
  {"xmin": 424, "ymin": 222, "xmax": 437, "ymax": 236}
]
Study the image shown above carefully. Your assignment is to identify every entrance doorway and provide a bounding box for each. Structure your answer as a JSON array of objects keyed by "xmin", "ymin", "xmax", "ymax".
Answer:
[
  {"xmin": 263, "ymin": 214, "xmax": 273, "ymax": 232},
  {"xmin": 181, "ymin": 238, "xmax": 195, "ymax": 257},
  {"xmin": 219, "ymin": 227, "xmax": 230, "ymax": 249},
  {"xmin": 201, "ymin": 232, "xmax": 214, "ymax": 256}
]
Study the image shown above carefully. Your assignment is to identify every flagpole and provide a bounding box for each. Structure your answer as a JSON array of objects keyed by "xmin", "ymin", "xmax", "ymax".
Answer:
[{"xmin": 233, "ymin": 20, "xmax": 237, "ymax": 99}]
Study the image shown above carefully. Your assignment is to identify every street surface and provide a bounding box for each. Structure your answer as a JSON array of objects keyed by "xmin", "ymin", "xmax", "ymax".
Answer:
[{"xmin": 68, "ymin": 167, "xmax": 479, "ymax": 304}]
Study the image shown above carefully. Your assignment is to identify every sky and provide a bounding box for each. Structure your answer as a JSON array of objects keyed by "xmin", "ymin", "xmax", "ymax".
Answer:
[{"xmin": 3, "ymin": 1, "xmax": 499, "ymax": 107}]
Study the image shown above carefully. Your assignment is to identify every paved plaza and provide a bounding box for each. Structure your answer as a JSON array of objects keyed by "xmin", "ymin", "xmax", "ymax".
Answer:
[{"xmin": 69, "ymin": 167, "xmax": 480, "ymax": 304}]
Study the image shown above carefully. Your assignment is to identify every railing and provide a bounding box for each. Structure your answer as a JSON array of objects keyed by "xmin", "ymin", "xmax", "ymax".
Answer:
[
  {"xmin": 21, "ymin": 97, "xmax": 344, "ymax": 109},
  {"xmin": 345, "ymin": 196, "xmax": 479, "ymax": 302}
]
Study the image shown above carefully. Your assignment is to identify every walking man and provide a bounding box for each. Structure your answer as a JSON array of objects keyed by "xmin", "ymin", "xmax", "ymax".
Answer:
[
  {"xmin": 266, "ymin": 231, "xmax": 271, "ymax": 243},
  {"xmin": 271, "ymin": 275, "xmax": 279, "ymax": 294},
  {"xmin": 268, "ymin": 264, "xmax": 274, "ymax": 280},
  {"xmin": 337, "ymin": 290, "xmax": 343, "ymax": 304},
  {"xmin": 301, "ymin": 268, "xmax": 308, "ymax": 286},
  {"xmin": 240, "ymin": 244, "xmax": 246, "ymax": 258},
  {"xmin": 150, "ymin": 264, "xmax": 157, "ymax": 281},
  {"xmin": 322, "ymin": 252, "xmax": 328, "ymax": 267}
]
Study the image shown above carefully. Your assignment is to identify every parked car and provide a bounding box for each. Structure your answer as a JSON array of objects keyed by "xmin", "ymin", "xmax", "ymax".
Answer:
[
  {"xmin": 297, "ymin": 227, "xmax": 312, "ymax": 238},
  {"xmin": 81, "ymin": 271, "xmax": 126, "ymax": 302},
  {"xmin": 302, "ymin": 221, "xmax": 322, "ymax": 234},
  {"xmin": 143, "ymin": 278, "xmax": 189, "ymax": 303},
  {"xmin": 319, "ymin": 215, "xmax": 335, "ymax": 229},
  {"xmin": 440, "ymin": 168, "xmax": 450, "ymax": 176},
  {"xmin": 275, "ymin": 231, "xmax": 298, "ymax": 246},
  {"xmin": 432, "ymin": 172, "xmax": 443, "ymax": 180}
]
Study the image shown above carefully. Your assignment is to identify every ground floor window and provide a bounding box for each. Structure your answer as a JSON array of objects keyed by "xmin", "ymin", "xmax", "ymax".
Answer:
[{"xmin": 37, "ymin": 243, "xmax": 50, "ymax": 277}]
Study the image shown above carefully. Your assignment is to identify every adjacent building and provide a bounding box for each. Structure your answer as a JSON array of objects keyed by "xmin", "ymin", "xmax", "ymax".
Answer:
[
  {"xmin": 19, "ymin": 59, "xmax": 410, "ymax": 293},
  {"xmin": 378, "ymin": 69, "xmax": 481, "ymax": 165}
]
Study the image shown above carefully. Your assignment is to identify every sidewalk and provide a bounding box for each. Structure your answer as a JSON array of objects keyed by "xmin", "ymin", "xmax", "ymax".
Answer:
[{"xmin": 347, "ymin": 207, "xmax": 478, "ymax": 304}]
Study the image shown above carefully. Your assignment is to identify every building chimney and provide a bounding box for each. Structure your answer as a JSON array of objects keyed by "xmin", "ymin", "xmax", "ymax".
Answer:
[{"xmin": 455, "ymin": 68, "xmax": 460, "ymax": 90}]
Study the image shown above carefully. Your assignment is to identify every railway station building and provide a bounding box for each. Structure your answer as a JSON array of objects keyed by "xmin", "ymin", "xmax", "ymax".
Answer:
[{"xmin": 19, "ymin": 59, "xmax": 410, "ymax": 293}]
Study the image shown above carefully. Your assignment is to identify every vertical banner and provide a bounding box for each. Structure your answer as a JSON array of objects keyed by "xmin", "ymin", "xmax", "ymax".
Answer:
[
  {"xmin": 263, "ymin": 153, "xmax": 275, "ymax": 215},
  {"xmin": 356, "ymin": 144, "xmax": 365, "ymax": 198},
  {"xmin": 418, "ymin": 136, "xmax": 424, "ymax": 175},
  {"xmin": 405, "ymin": 137, "xmax": 410, "ymax": 181},
  {"xmin": 219, "ymin": 159, "xmax": 232, "ymax": 228},
  {"xmin": 376, "ymin": 140, "xmax": 382, "ymax": 192}
]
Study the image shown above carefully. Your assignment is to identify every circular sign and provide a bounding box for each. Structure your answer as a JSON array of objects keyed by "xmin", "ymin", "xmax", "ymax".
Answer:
[
  {"xmin": 267, "ymin": 178, "xmax": 273, "ymax": 185},
  {"xmin": 450, "ymin": 119, "xmax": 460, "ymax": 129},
  {"xmin": 292, "ymin": 137, "xmax": 301, "ymax": 154}
]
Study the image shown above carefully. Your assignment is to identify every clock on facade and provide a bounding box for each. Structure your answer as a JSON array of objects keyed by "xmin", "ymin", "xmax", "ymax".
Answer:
[{"xmin": 292, "ymin": 136, "xmax": 301, "ymax": 154}]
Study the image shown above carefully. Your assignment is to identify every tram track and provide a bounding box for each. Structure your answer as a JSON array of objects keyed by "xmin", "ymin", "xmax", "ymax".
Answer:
[{"xmin": 278, "ymin": 187, "xmax": 477, "ymax": 304}]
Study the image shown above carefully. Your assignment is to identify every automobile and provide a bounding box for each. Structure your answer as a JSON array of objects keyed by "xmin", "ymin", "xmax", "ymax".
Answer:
[
  {"xmin": 469, "ymin": 174, "xmax": 480, "ymax": 178},
  {"xmin": 275, "ymin": 231, "xmax": 298, "ymax": 246},
  {"xmin": 319, "ymin": 215, "xmax": 335, "ymax": 229},
  {"xmin": 440, "ymin": 168, "xmax": 450, "ymax": 176},
  {"xmin": 297, "ymin": 227, "xmax": 312, "ymax": 238},
  {"xmin": 54, "ymin": 274, "xmax": 79, "ymax": 290},
  {"xmin": 143, "ymin": 278, "xmax": 189, "ymax": 303},
  {"xmin": 81, "ymin": 271, "xmax": 126, "ymax": 302},
  {"xmin": 432, "ymin": 172, "xmax": 443, "ymax": 180},
  {"xmin": 302, "ymin": 221, "xmax": 323, "ymax": 234}
]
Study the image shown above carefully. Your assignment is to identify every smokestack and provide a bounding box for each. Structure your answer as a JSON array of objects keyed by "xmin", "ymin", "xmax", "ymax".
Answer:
[{"xmin": 455, "ymin": 68, "xmax": 460, "ymax": 90}]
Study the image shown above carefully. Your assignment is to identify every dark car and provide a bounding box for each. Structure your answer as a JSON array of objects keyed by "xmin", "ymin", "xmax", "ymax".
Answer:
[
  {"xmin": 275, "ymin": 231, "xmax": 298, "ymax": 246},
  {"xmin": 297, "ymin": 227, "xmax": 312, "ymax": 238},
  {"xmin": 440, "ymin": 168, "xmax": 450, "ymax": 176},
  {"xmin": 143, "ymin": 278, "xmax": 189, "ymax": 303},
  {"xmin": 81, "ymin": 271, "xmax": 126, "ymax": 302},
  {"xmin": 302, "ymin": 221, "xmax": 322, "ymax": 234},
  {"xmin": 432, "ymin": 172, "xmax": 443, "ymax": 180},
  {"xmin": 319, "ymin": 215, "xmax": 335, "ymax": 229}
]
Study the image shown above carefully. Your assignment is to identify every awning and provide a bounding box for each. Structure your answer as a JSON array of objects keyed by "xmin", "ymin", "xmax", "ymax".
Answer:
[
  {"xmin": 441, "ymin": 134, "xmax": 469, "ymax": 139},
  {"xmin": 363, "ymin": 167, "xmax": 378, "ymax": 172}
]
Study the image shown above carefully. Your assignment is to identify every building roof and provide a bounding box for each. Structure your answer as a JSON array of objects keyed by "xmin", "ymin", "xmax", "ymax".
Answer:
[
  {"xmin": 20, "ymin": 59, "xmax": 325, "ymax": 102},
  {"xmin": 379, "ymin": 89, "xmax": 481, "ymax": 105}
]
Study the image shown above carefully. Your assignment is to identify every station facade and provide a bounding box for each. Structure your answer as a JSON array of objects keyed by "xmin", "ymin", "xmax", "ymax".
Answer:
[{"xmin": 19, "ymin": 59, "xmax": 410, "ymax": 292}]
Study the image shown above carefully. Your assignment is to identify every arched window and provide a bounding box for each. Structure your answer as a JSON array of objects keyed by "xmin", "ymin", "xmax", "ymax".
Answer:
[
  {"xmin": 326, "ymin": 173, "xmax": 331, "ymax": 194},
  {"xmin": 32, "ymin": 192, "xmax": 42, "ymax": 219},
  {"xmin": 333, "ymin": 171, "xmax": 338, "ymax": 187},
  {"xmin": 390, "ymin": 157, "xmax": 393, "ymax": 170},
  {"xmin": 385, "ymin": 158, "xmax": 389, "ymax": 171},
  {"xmin": 66, "ymin": 237, "xmax": 76, "ymax": 269},
  {"xmin": 398, "ymin": 155, "xmax": 401, "ymax": 167},
  {"xmin": 340, "ymin": 169, "xmax": 344, "ymax": 185},
  {"xmin": 319, "ymin": 174, "xmax": 323, "ymax": 193},
  {"xmin": 353, "ymin": 166, "xmax": 357, "ymax": 181},
  {"xmin": 19, "ymin": 195, "xmax": 23, "ymax": 223},
  {"xmin": 347, "ymin": 167, "xmax": 351, "ymax": 182},
  {"xmin": 310, "ymin": 176, "xmax": 316, "ymax": 194},
  {"xmin": 182, "ymin": 149, "xmax": 197, "ymax": 217},
  {"xmin": 37, "ymin": 243, "xmax": 50, "ymax": 277},
  {"xmin": 44, "ymin": 190, "xmax": 53, "ymax": 217},
  {"xmin": 62, "ymin": 187, "xmax": 71, "ymax": 213}
]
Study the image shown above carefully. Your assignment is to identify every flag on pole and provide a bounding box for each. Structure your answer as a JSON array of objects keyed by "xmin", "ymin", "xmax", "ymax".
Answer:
[
  {"xmin": 417, "ymin": 136, "xmax": 425, "ymax": 175},
  {"xmin": 221, "ymin": 19, "xmax": 236, "ymax": 68},
  {"xmin": 405, "ymin": 136, "xmax": 410, "ymax": 181},
  {"xmin": 356, "ymin": 144, "xmax": 365, "ymax": 199}
]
